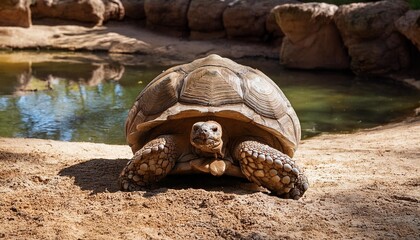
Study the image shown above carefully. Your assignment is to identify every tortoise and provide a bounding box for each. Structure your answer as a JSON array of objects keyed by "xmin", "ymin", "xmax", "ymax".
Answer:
[{"xmin": 119, "ymin": 54, "xmax": 308, "ymax": 199}]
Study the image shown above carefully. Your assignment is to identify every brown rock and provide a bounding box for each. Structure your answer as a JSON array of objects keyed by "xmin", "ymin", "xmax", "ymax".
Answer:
[
  {"xmin": 121, "ymin": 0, "xmax": 145, "ymax": 19},
  {"xmin": 103, "ymin": 0, "xmax": 125, "ymax": 21},
  {"xmin": 187, "ymin": 0, "xmax": 234, "ymax": 40},
  {"xmin": 334, "ymin": 0, "xmax": 410, "ymax": 75},
  {"xmin": 144, "ymin": 0, "xmax": 190, "ymax": 36},
  {"xmin": 223, "ymin": 0, "xmax": 297, "ymax": 41},
  {"xmin": 396, "ymin": 10, "xmax": 420, "ymax": 52},
  {"xmin": 31, "ymin": 0, "xmax": 106, "ymax": 25},
  {"xmin": 274, "ymin": 3, "xmax": 349, "ymax": 69},
  {"xmin": 0, "ymin": 0, "xmax": 32, "ymax": 28}
]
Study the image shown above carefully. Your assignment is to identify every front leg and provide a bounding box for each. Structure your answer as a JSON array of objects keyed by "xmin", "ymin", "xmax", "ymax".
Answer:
[
  {"xmin": 234, "ymin": 140, "xmax": 309, "ymax": 199},
  {"xmin": 119, "ymin": 135, "xmax": 179, "ymax": 191}
]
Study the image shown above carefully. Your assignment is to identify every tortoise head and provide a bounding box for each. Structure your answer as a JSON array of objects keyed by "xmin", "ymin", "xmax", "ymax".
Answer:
[{"xmin": 190, "ymin": 120, "xmax": 224, "ymax": 157}]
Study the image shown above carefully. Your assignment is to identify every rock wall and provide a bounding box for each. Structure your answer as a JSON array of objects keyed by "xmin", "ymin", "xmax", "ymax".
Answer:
[
  {"xmin": 396, "ymin": 10, "xmax": 420, "ymax": 52},
  {"xmin": 334, "ymin": 0, "xmax": 410, "ymax": 75},
  {"xmin": 274, "ymin": 3, "xmax": 349, "ymax": 69},
  {"xmin": 0, "ymin": 0, "xmax": 32, "ymax": 28},
  {"xmin": 0, "ymin": 0, "xmax": 419, "ymax": 77}
]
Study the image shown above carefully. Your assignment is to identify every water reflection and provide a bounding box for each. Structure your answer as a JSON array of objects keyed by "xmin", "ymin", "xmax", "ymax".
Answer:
[{"xmin": 0, "ymin": 52, "xmax": 418, "ymax": 144}]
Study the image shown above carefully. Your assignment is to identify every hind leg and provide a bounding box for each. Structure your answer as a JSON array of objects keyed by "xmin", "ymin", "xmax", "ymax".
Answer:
[
  {"xmin": 234, "ymin": 140, "xmax": 309, "ymax": 199},
  {"xmin": 119, "ymin": 135, "xmax": 178, "ymax": 191}
]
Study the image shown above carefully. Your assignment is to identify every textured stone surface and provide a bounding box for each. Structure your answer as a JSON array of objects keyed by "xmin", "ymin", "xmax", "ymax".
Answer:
[
  {"xmin": 31, "ymin": 0, "xmax": 106, "ymax": 25},
  {"xmin": 396, "ymin": 10, "xmax": 420, "ymax": 52},
  {"xmin": 334, "ymin": 0, "xmax": 410, "ymax": 75},
  {"xmin": 144, "ymin": 0, "xmax": 190, "ymax": 35},
  {"xmin": 187, "ymin": 0, "xmax": 233, "ymax": 39},
  {"xmin": 121, "ymin": 0, "xmax": 145, "ymax": 19},
  {"xmin": 103, "ymin": 0, "xmax": 125, "ymax": 21},
  {"xmin": 0, "ymin": 0, "xmax": 31, "ymax": 27},
  {"xmin": 274, "ymin": 3, "xmax": 349, "ymax": 69},
  {"xmin": 223, "ymin": 0, "xmax": 297, "ymax": 40}
]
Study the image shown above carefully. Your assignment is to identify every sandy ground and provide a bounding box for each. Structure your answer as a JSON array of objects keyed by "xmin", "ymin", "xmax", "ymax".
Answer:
[{"xmin": 0, "ymin": 116, "xmax": 419, "ymax": 239}]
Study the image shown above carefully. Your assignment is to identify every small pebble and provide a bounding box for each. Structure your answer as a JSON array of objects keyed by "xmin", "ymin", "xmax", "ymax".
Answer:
[
  {"xmin": 283, "ymin": 163, "xmax": 292, "ymax": 172},
  {"xmin": 158, "ymin": 144, "xmax": 165, "ymax": 151}
]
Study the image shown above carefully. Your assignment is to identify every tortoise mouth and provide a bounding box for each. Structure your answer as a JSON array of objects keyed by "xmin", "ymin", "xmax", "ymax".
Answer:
[{"xmin": 192, "ymin": 137, "xmax": 221, "ymax": 147}]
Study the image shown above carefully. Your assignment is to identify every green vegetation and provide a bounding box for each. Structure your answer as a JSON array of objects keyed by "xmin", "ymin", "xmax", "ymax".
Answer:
[
  {"xmin": 300, "ymin": 0, "xmax": 377, "ymax": 5},
  {"xmin": 408, "ymin": 0, "xmax": 420, "ymax": 9}
]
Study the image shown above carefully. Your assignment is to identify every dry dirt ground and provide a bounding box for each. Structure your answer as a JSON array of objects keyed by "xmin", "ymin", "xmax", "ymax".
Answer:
[{"xmin": 0, "ymin": 116, "xmax": 419, "ymax": 240}]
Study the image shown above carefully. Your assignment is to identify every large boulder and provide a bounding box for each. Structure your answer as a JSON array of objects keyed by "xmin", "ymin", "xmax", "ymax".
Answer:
[
  {"xmin": 31, "ymin": 0, "xmax": 124, "ymax": 25},
  {"xmin": 121, "ymin": 0, "xmax": 145, "ymax": 19},
  {"xmin": 103, "ymin": 0, "xmax": 125, "ymax": 21},
  {"xmin": 144, "ymin": 0, "xmax": 190, "ymax": 36},
  {"xmin": 395, "ymin": 10, "xmax": 420, "ymax": 52},
  {"xmin": 334, "ymin": 0, "xmax": 410, "ymax": 75},
  {"xmin": 274, "ymin": 3, "xmax": 349, "ymax": 69},
  {"xmin": 0, "ymin": 0, "xmax": 32, "ymax": 28},
  {"xmin": 187, "ymin": 0, "xmax": 234, "ymax": 40},
  {"xmin": 223, "ymin": 0, "xmax": 297, "ymax": 41}
]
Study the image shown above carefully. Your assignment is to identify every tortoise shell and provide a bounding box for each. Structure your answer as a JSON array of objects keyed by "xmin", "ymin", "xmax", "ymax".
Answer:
[{"xmin": 126, "ymin": 54, "xmax": 301, "ymax": 157}]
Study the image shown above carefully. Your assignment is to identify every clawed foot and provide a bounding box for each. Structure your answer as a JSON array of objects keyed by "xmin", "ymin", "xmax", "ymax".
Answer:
[
  {"xmin": 235, "ymin": 140, "xmax": 308, "ymax": 199},
  {"xmin": 119, "ymin": 136, "xmax": 177, "ymax": 191}
]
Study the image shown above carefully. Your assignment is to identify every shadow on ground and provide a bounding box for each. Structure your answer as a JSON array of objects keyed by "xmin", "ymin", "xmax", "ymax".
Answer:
[{"xmin": 59, "ymin": 158, "xmax": 260, "ymax": 195}]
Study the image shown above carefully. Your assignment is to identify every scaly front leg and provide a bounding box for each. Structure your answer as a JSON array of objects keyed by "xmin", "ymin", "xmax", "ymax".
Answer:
[
  {"xmin": 234, "ymin": 140, "xmax": 309, "ymax": 199},
  {"xmin": 119, "ymin": 135, "xmax": 179, "ymax": 191}
]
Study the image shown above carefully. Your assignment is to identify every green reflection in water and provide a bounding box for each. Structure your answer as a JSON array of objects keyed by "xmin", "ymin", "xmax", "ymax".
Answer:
[{"xmin": 0, "ymin": 53, "xmax": 418, "ymax": 144}]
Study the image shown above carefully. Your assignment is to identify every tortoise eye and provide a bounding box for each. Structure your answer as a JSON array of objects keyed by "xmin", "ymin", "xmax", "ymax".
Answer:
[
  {"xmin": 193, "ymin": 125, "xmax": 199, "ymax": 132},
  {"xmin": 211, "ymin": 126, "xmax": 218, "ymax": 132}
]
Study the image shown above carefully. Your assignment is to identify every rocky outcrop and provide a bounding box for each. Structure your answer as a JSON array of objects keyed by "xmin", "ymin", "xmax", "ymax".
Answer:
[
  {"xmin": 31, "ymin": 0, "xmax": 124, "ymax": 25},
  {"xmin": 334, "ymin": 0, "xmax": 410, "ymax": 75},
  {"xmin": 187, "ymin": 0, "xmax": 233, "ymax": 40},
  {"xmin": 274, "ymin": 3, "xmax": 349, "ymax": 69},
  {"xmin": 121, "ymin": 0, "xmax": 145, "ymax": 19},
  {"xmin": 396, "ymin": 10, "xmax": 420, "ymax": 52},
  {"xmin": 144, "ymin": 0, "xmax": 190, "ymax": 36},
  {"xmin": 223, "ymin": 0, "xmax": 297, "ymax": 41},
  {"xmin": 103, "ymin": 0, "xmax": 125, "ymax": 21},
  {"xmin": 0, "ymin": 0, "xmax": 32, "ymax": 28}
]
